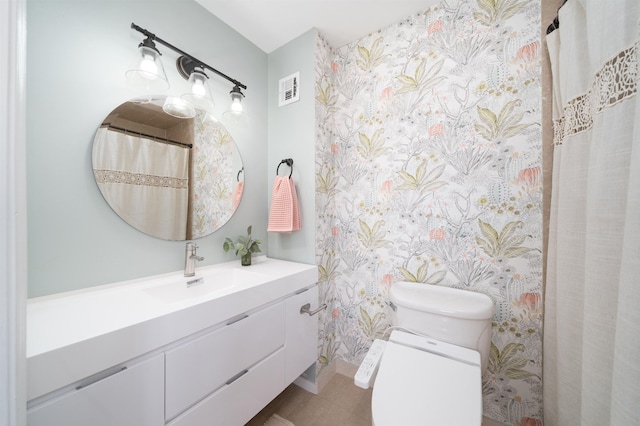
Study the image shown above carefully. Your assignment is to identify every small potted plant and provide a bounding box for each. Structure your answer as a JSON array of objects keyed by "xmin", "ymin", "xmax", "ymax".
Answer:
[{"xmin": 223, "ymin": 225, "xmax": 262, "ymax": 266}]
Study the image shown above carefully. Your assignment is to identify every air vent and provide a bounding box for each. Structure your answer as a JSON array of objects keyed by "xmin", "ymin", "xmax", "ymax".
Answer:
[{"xmin": 278, "ymin": 72, "xmax": 300, "ymax": 106}]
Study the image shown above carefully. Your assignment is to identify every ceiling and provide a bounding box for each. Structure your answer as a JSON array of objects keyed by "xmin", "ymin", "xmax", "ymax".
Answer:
[{"xmin": 195, "ymin": 0, "xmax": 435, "ymax": 53}]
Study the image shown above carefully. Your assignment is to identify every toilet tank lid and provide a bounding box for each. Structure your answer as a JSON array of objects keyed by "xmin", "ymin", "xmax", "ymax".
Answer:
[{"xmin": 391, "ymin": 282, "xmax": 495, "ymax": 320}]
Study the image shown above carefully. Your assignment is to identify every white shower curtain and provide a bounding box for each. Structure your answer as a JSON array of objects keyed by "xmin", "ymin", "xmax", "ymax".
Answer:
[
  {"xmin": 93, "ymin": 129, "xmax": 190, "ymax": 240},
  {"xmin": 544, "ymin": 1, "xmax": 640, "ymax": 425}
]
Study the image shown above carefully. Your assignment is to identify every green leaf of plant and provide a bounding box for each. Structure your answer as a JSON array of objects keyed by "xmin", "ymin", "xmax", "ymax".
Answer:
[
  {"xmin": 415, "ymin": 59, "xmax": 426, "ymax": 83},
  {"xmin": 502, "ymin": 2, "xmax": 527, "ymax": 20},
  {"xmin": 477, "ymin": 106, "xmax": 498, "ymax": 136},
  {"xmin": 396, "ymin": 75, "xmax": 419, "ymax": 92},
  {"xmin": 505, "ymin": 369, "xmax": 538, "ymax": 380},
  {"xmin": 422, "ymin": 59, "xmax": 445, "ymax": 83},
  {"xmin": 423, "ymin": 163, "xmax": 446, "ymax": 183},
  {"xmin": 476, "ymin": 236, "xmax": 495, "ymax": 257},
  {"xmin": 359, "ymin": 306, "xmax": 372, "ymax": 328},
  {"xmin": 421, "ymin": 76, "xmax": 447, "ymax": 92},
  {"xmin": 504, "ymin": 246, "xmax": 535, "ymax": 258},
  {"xmin": 416, "ymin": 262, "xmax": 430, "ymax": 282},
  {"xmin": 425, "ymin": 270, "xmax": 447, "ymax": 285},
  {"xmin": 496, "ymin": 99, "xmax": 520, "ymax": 127},
  {"xmin": 477, "ymin": 0, "xmax": 496, "ymax": 14},
  {"xmin": 473, "ymin": 11, "xmax": 492, "ymax": 26},
  {"xmin": 503, "ymin": 123, "xmax": 535, "ymax": 138},
  {"xmin": 503, "ymin": 357, "xmax": 529, "ymax": 371},
  {"xmin": 488, "ymin": 342, "xmax": 500, "ymax": 373},
  {"xmin": 479, "ymin": 220, "xmax": 500, "ymax": 245},
  {"xmin": 358, "ymin": 46, "xmax": 370, "ymax": 63},
  {"xmin": 500, "ymin": 342, "xmax": 525, "ymax": 361},
  {"xmin": 397, "ymin": 170, "xmax": 418, "ymax": 188},
  {"xmin": 474, "ymin": 123, "xmax": 493, "ymax": 141},
  {"xmin": 398, "ymin": 267, "xmax": 418, "ymax": 282},
  {"xmin": 423, "ymin": 180, "xmax": 448, "ymax": 193},
  {"xmin": 497, "ymin": 221, "xmax": 523, "ymax": 245}
]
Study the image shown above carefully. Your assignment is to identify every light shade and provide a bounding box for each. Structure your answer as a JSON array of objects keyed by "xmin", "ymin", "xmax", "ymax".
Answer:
[
  {"xmin": 162, "ymin": 96, "xmax": 195, "ymax": 119},
  {"xmin": 222, "ymin": 85, "xmax": 248, "ymax": 127},
  {"xmin": 181, "ymin": 68, "xmax": 215, "ymax": 113},
  {"xmin": 125, "ymin": 40, "xmax": 169, "ymax": 93}
]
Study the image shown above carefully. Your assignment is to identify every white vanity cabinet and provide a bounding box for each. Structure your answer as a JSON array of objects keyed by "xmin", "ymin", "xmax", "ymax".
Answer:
[
  {"xmin": 27, "ymin": 257, "xmax": 320, "ymax": 426},
  {"xmin": 27, "ymin": 354, "xmax": 164, "ymax": 426}
]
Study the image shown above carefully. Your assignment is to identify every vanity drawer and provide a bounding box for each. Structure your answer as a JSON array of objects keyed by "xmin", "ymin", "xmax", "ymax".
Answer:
[
  {"xmin": 27, "ymin": 354, "xmax": 164, "ymax": 426},
  {"xmin": 167, "ymin": 348, "xmax": 285, "ymax": 426},
  {"xmin": 165, "ymin": 301, "xmax": 285, "ymax": 420}
]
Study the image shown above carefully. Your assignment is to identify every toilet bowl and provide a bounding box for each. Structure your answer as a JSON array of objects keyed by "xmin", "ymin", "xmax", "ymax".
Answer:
[
  {"xmin": 354, "ymin": 282, "xmax": 494, "ymax": 426},
  {"xmin": 371, "ymin": 330, "xmax": 482, "ymax": 426}
]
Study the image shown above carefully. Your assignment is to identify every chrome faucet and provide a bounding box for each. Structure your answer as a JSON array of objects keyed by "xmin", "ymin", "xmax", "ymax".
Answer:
[{"xmin": 184, "ymin": 242, "xmax": 204, "ymax": 277}]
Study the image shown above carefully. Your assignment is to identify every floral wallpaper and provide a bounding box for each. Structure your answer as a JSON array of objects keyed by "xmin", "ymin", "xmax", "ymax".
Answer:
[
  {"xmin": 314, "ymin": 1, "xmax": 543, "ymax": 424},
  {"xmin": 191, "ymin": 113, "xmax": 237, "ymax": 238}
]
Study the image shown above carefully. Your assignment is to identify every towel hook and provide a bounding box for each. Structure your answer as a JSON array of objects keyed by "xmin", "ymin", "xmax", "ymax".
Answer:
[
  {"xmin": 276, "ymin": 158, "xmax": 293, "ymax": 178},
  {"xmin": 237, "ymin": 167, "xmax": 244, "ymax": 182}
]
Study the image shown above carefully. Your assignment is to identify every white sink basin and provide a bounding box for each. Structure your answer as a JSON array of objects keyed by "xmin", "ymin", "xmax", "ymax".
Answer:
[{"xmin": 142, "ymin": 268, "xmax": 269, "ymax": 303}]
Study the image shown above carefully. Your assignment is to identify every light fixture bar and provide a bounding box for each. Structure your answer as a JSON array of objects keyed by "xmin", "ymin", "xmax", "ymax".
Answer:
[{"xmin": 130, "ymin": 23, "xmax": 247, "ymax": 91}]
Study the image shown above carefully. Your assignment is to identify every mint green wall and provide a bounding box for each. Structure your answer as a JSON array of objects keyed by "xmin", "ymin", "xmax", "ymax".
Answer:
[
  {"xmin": 27, "ymin": 0, "xmax": 268, "ymax": 297},
  {"xmin": 266, "ymin": 29, "xmax": 316, "ymax": 264}
]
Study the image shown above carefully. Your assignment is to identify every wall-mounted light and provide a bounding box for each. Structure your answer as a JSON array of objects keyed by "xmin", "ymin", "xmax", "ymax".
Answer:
[
  {"xmin": 176, "ymin": 56, "xmax": 215, "ymax": 114},
  {"xmin": 126, "ymin": 36, "xmax": 169, "ymax": 93},
  {"xmin": 127, "ymin": 23, "xmax": 247, "ymax": 122},
  {"xmin": 222, "ymin": 84, "xmax": 249, "ymax": 127}
]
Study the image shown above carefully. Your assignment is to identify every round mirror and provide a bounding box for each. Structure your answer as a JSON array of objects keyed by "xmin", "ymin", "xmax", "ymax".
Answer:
[{"xmin": 92, "ymin": 96, "xmax": 244, "ymax": 240}]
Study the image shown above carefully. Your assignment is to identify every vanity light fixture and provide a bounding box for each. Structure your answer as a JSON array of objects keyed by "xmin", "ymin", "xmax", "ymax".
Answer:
[
  {"xmin": 125, "ymin": 35, "xmax": 170, "ymax": 93},
  {"xmin": 222, "ymin": 84, "xmax": 249, "ymax": 127},
  {"xmin": 128, "ymin": 23, "xmax": 247, "ymax": 120}
]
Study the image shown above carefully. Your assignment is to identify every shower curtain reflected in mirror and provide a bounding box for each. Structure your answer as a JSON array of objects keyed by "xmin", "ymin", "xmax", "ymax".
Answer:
[
  {"xmin": 93, "ymin": 129, "xmax": 190, "ymax": 240},
  {"xmin": 544, "ymin": 1, "xmax": 640, "ymax": 424}
]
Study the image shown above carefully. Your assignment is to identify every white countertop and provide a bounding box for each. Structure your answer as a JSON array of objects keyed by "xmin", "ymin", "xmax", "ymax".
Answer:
[{"xmin": 27, "ymin": 256, "xmax": 318, "ymax": 401}]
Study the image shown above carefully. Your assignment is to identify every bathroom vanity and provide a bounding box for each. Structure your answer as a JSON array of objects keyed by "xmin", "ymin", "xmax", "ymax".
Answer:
[{"xmin": 26, "ymin": 257, "xmax": 320, "ymax": 426}]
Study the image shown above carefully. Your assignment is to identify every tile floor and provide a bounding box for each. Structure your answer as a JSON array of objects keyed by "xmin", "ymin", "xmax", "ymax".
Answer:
[
  {"xmin": 246, "ymin": 374, "xmax": 372, "ymax": 426},
  {"xmin": 246, "ymin": 373, "xmax": 506, "ymax": 426}
]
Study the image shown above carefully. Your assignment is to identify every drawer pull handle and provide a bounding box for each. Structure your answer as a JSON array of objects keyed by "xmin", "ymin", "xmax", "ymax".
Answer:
[
  {"xmin": 226, "ymin": 314, "xmax": 249, "ymax": 325},
  {"xmin": 75, "ymin": 366, "xmax": 127, "ymax": 390},
  {"xmin": 226, "ymin": 369, "xmax": 249, "ymax": 385},
  {"xmin": 300, "ymin": 303, "xmax": 327, "ymax": 316}
]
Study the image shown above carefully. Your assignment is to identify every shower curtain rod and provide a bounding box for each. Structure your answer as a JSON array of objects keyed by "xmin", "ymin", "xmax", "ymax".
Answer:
[
  {"xmin": 547, "ymin": 0, "xmax": 569, "ymax": 34},
  {"xmin": 101, "ymin": 123, "xmax": 193, "ymax": 149}
]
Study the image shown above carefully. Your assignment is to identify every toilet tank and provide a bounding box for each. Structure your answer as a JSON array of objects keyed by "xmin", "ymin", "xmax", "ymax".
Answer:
[{"xmin": 390, "ymin": 282, "xmax": 495, "ymax": 371}]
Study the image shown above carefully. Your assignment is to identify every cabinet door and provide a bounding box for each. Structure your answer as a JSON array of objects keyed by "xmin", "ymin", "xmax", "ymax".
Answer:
[
  {"xmin": 168, "ymin": 348, "xmax": 285, "ymax": 426},
  {"xmin": 165, "ymin": 301, "xmax": 285, "ymax": 420},
  {"xmin": 27, "ymin": 354, "xmax": 164, "ymax": 426},
  {"xmin": 285, "ymin": 285, "xmax": 320, "ymax": 384}
]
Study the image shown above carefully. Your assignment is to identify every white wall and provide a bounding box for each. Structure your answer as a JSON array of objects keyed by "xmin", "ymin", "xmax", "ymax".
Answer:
[
  {"xmin": 27, "ymin": 0, "xmax": 269, "ymax": 297},
  {"xmin": 266, "ymin": 29, "xmax": 317, "ymax": 264}
]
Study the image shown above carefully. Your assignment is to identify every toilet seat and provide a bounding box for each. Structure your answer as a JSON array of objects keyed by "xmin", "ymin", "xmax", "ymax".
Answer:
[{"xmin": 371, "ymin": 331, "xmax": 483, "ymax": 426}]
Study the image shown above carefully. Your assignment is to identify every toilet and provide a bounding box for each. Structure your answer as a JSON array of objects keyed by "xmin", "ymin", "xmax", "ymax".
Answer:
[{"xmin": 355, "ymin": 282, "xmax": 495, "ymax": 426}]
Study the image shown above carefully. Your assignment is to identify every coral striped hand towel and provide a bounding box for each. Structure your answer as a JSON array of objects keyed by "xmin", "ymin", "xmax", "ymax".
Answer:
[
  {"xmin": 288, "ymin": 177, "xmax": 301, "ymax": 231},
  {"xmin": 268, "ymin": 176, "xmax": 301, "ymax": 233},
  {"xmin": 232, "ymin": 181, "xmax": 244, "ymax": 211}
]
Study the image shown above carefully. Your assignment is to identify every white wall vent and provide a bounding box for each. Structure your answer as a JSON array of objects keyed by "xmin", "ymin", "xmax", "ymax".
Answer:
[{"xmin": 278, "ymin": 72, "xmax": 300, "ymax": 106}]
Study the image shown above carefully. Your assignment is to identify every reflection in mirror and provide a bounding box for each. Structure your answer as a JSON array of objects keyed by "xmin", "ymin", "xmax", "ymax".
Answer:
[{"xmin": 92, "ymin": 96, "xmax": 243, "ymax": 240}]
